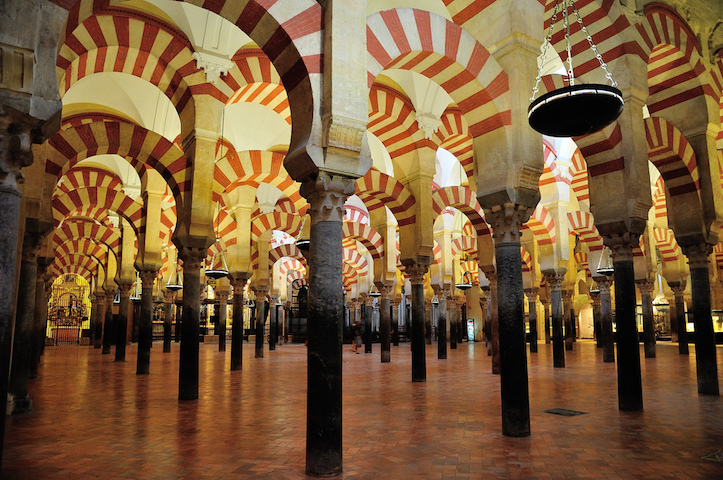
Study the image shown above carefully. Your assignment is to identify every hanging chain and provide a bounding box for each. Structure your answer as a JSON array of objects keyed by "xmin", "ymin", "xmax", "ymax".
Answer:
[
  {"xmin": 571, "ymin": 0, "xmax": 618, "ymax": 87},
  {"xmin": 530, "ymin": 0, "xmax": 561, "ymax": 102},
  {"xmin": 296, "ymin": 213, "xmax": 307, "ymax": 241},
  {"xmin": 564, "ymin": 0, "xmax": 574, "ymax": 86}
]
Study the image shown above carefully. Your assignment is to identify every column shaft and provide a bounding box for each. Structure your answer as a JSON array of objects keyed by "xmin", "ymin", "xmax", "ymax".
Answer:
[
  {"xmin": 115, "ymin": 283, "xmax": 132, "ymax": 362},
  {"xmin": 163, "ymin": 293, "xmax": 173, "ymax": 353},
  {"xmin": 600, "ymin": 280, "xmax": 614, "ymax": 362},
  {"xmin": 410, "ymin": 281, "xmax": 426, "ymax": 382},
  {"xmin": 380, "ymin": 287, "xmax": 392, "ymax": 363},
  {"xmin": 218, "ymin": 293, "xmax": 228, "ymax": 352},
  {"xmin": 136, "ymin": 271, "xmax": 156, "ymax": 374},
  {"xmin": 546, "ymin": 276, "xmax": 565, "ymax": 368},
  {"xmin": 527, "ymin": 291, "xmax": 538, "ymax": 353},
  {"xmin": 102, "ymin": 291, "xmax": 114, "ymax": 354},
  {"xmin": 613, "ymin": 258, "xmax": 643, "ymax": 411},
  {"xmin": 438, "ymin": 295, "xmax": 447, "ymax": 360},
  {"xmin": 638, "ymin": 281, "xmax": 656, "ymax": 359},
  {"xmin": 255, "ymin": 294, "xmax": 267, "ymax": 358},
  {"xmin": 364, "ymin": 300, "xmax": 372, "ymax": 353},
  {"xmin": 230, "ymin": 277, "xmax": 248, "ymax": 370},
  {"xmin": 689, "ymin": 266, "xmax": 719, "ymax": 394},
  {"xmin": 8, "ymin": 257, "xmax": 38, "ymax": 413},
  {"xmin": 674, "ymin": 289, "xmax": 688, "ymax": 354},
  {"xmin": 179, "ymin": 248, "xmax": 203, "ymax": 401}
]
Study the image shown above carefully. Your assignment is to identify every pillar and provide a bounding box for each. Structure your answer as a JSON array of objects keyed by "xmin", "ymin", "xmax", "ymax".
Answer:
[
  {"xmin": 379, "ymin": 285, "xmax": 392, "ymax": 363},
  {"xmin": 136, "ymin": 270, "xmax": 157, "ymax": 374},
  {"xmin": 478, "ymin": 291, "xmax": 488, "ymax": 349},
  {"xmin": 434, "ymin": 287, "xmax": 447, "ymax": 360},
  {"xmin": 562, "ymin": 290, "xmax": 573, "ymax": 351},
  {"xmin": 598, "ymin": 277, "xmax": 615, "ymax": 362},
  {"xmin": 636, "ymin": 279, "xmax": 656, "ymax": 359},
  {"xmin": 178, "ymin": 246, "xmax": 205, "ymax": 401},
  {"xmin": 31, "ymin": 258, "xmax": 51, "ymax": 378},
  {"xmin": 391, "ymin": 298, "xmax": 400, "ymax": 346},
  {"xmin": 526, "ymin": 289, "xmax": 538, "ymax": 353},
  {"xmin": 163, "ymin": 291, "xmax": 174, "ymax": 353},
  {"xmin": 91, "ymin": 292, "xmax": 104, "ymax": 350},
  {"xmin": 590, "ymin": 289, "xmax": 601, "ymax": 348},
  {"xmin": 544, "ymin": 273, "xmax": 565, "ymax": 368},
  {"xmin": 670, "ymin": 282, "xmax": 688, "ymax": 354},
  {"xmin": 364, "ymin": 295, "xmax": 372, "ymax": 354},
  {"xmin": 484, "ymin": 203, "xmax": 532, "ymax": 437},
  {"xmin": 541, "ymin": 296, "xmax": 551, "ymax": 344},
  {"xmin": 102, "ymin": 288, "xmax": 114, "ymax": 354},
  {"xmin": 449, "ymin": 292, "xmax": 458, "ymax": 350},
  {"xmin": 8, "ymin": 229, "xmax": 43, "ymax": 414},
  {"xmin": 681, "ymin": 244, "xmax": 719, "ymax": 395},
  {"xmin": 402, "ymin": 262, "xmax": 429, "ymax": 382},
  {"xmin": 230, "ymin": 275, "xmax": 249, "ymax": 371},
  {"xmin": 486, "ymin": 272, "xmax": 500, "ymax": 374},
  {"xmin": 608, "ymin": 233, "xmax": 643, "ymax": 411},
  {"xmin": 217, "ymin": 290, "xmax": 229, "ymax": 352},
  {"xmin": 115, "ymin": 282, "xmax": 132, "ymax": 362},
  {"xmin": 302, "ymin": 175, "xmax": 354, "ymax": 476},
  {"xmin": 254, "ymin": 289, "xmax": 268, "ymax": 358},
  {"xmin": 268, "ymin": 294, "xmax": 278, "ymax": 351}
]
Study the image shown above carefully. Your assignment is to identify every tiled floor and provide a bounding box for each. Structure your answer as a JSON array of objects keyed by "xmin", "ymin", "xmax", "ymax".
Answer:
[{"xmin": 3, "ymin": 339, "xmax": 723, "ymax": 479}]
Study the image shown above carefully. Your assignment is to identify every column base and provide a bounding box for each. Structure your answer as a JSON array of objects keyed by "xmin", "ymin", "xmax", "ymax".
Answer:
[{"xmin": 8, "ymin": 394, "xmax": 33, "ymax": 415}]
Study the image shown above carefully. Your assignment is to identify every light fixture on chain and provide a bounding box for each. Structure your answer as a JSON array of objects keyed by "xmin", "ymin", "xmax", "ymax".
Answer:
[
  {"xmin": 295, "ymin": 213, "xmax": 310, "ymax": 252},
  {"xmin": 166, "ymin": 255, "xmax": 183, "ymax": 291},
  {"xmin": 205, "ymin": 202, "xmax": 230, "ymax": 280},
  {"xmin": 528, "ymin": 0, "xmax": 624, "ymax": 137},
  {"xmin": 596, "ymin": 246, "xmax": 614, "ymax": 277},
  {"xmin": 455, "ymin": 256, "xmax": 473, "ymax": 291}
]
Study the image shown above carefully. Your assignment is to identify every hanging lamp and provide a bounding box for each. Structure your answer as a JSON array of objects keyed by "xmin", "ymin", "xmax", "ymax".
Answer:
[
  {"xmin": 596, "ymin": 246, "xmax": 615, "ymax": 277},
  {"xmin": 206, "ymin": 203, "xmax": 230, "ymax": 280},
  {"xmin": 166, "ymin": 257, "xmax": 183, "ymax": 291},
  {"xmin": 528, "ymin": 0, "xmax": 624, "ymax": 137},
  {"xmin": 369, "ymin": 285, "xmax": 381, "ymax": 298},
  {"xmin": 130, "ymin": 272, "xmax": 141, "ymax": 300},
  {"xmin": 295, "ymin": 213, "xmax": 310, "ymax": 252},
  {"xmin": 455, "ymin": 257, "xmax": 473, "ymax": 291}
]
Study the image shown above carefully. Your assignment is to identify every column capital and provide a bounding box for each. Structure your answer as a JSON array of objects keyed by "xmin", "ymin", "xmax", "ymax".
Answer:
[
  {"xmin": 379, "ymin": 284, "xmax": 393, "ymax": 300},
  {"xmin": 603, "ymin": 232, "xmax": 639, "ymax": 263},
  {"xmin": 483, "ymin": 203, "xmax": 534, "ymax": 244},
  {"xmin": 230, "ymin": 273, "xmax": 250, "ymax": 291},
  {"xmin": 561, "ymin": 290, "xmax": 573, "ymax": 302},
  {"xmin": 178, "ymin": 245, "xmax": 207, "ymax": 271},
  {"xmin": 484, "ymin": 271, "xmax": 497, "ymax": 288},
  {"xmin": 252, "ymin": 287, "xmax": 269, "ymax": 302},
  {"xmin": 300, "ymin": 172, "xmax": 356, "ymax": 225},
  {"xmin": 635, "ymin": 279, "xmax": 655, "ymax": 296},
  {"xmin": 590, "ymin": 291, "xmax": 601, "ymax": 306},
  {"xmin": 139, "ymin": 270, "xmax": 158, "ymax": 287},
  {"xmin": 163, "ymin": 291, "xmax": 175, "ymax": 303},
  {"xmin": 597, "ymin": 277, "xmax": 613, "ymax": 295},
  {"xmin": 668, "ymin": 281, "xmax": 686, "ymax": 297},
  {"xmin": 216, "ymin": 291, "xmax": 230, "ymax": 302},
  {"xmin": 543, "ymin": 273, "xmax": 564, "ymax": 291},
  {"xmin": 0, "ymin": 106, "xmax": 43, "ymax": 193},
  {"xmin": 20, "ymin": 229, "xmax": 45, "ymax": 263},
  {"xmin": 524, "ymin": 288, "xmax": 539, "ymax": 299},
  {"xmin": 401, "ymin": 260, "xmax": 428, "ymax": 285},
  {"xmin": 681, "ymin": 243, "xmax": 712, "ymax": 270},
  {"xmin": 118, "ymin": 282, "xmax": 133, "ymax": 296}
]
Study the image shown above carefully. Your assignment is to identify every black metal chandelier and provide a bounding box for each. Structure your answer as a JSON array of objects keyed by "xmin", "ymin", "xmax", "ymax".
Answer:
[{"xmin": 528, "ymin": 0, "xmax": 624, "ymax": 137}]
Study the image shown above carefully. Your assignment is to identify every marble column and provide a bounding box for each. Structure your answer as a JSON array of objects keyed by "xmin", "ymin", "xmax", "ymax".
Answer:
[
  {"xmin": 402, "ymin": 262, "xmax": 429, "ymax": 382},
  {"xmin": 136, "ymin": 270, "xmax": 157, "ymax": 374},
  {"xmin": 90, "ymin": 292, "xmax": 104, "ymax": 350},
  {"xmin": 590, "ymin": 289, "xmax": 601, "ymax": 348},
  {"xmin": 562, "ymin": 290, "xmax": 573, "ymax": 351},
  {"xmin": 379, "ymin": 285, "xmax": 392, "ymax": 363},
  {"xmin": 163, "ymin": 291, "xmax": 174, "ymax": 353},
  {"xmin": 178, "ymin": 246, "xmax": 205, "ymax": 401},
  {"xmin": 254, "ymin": 289, "xmax": 268, "ymax": 358},
  {"xmin": 434, "ymin": 286, "xmax": 447, "ymax": 360},
  {"xmin": 301, "ymin": 175, "xmax": 354, "ymax": 476},
  {"xmin": 486, "ymin": 272, "xmax": 500, "ymax": 374},
  {"xmin": 0, "ymin": 104, "xmax": 45, "ymax": 470},
  {"xmin": 541, "ymin": 296, "xmax": 551, "ymax": 344},
  {"xmin": 115, "ymin": 282, "xmax": 133, "ymax": 362},
  {"xmin": 544, "ymin": 273, "xmax": 565, "ymax": 368},
  {"xmin": 268, "ymin": 294, "xmax": 278, "ymax": 351},
  {"xmin": 484, "ymin": 203, "xmax": 532, "ymax": 437},
  {"xmin": 364, "ymin": 295, "xmax": 373, "ymax": 354},
  {"xmin": 681, "ymin": 244, "xmax": 719, "ymax": 395},
  {"xmin": 449, "ymin": 292, "xmax": 458, "ymax": 350},
  {"xmin": 598, "ymin": 277, "xmax": 615, "ymax": 363},
  {"xmin": 608, "ymin": 233, "xmax": 643, "ymax": 411},
  {"xmin": 526, "ymin": 289, "xmax": 538, "ymax": 353},
  {"xmin": 669, "ymin": 282, "xmax": 687, "ymax": 354},
  {"xmin": 230, "ymin": 275, "xmax": 249, "ymax": 371},
  {"xmin": 8, "ymin": 229, "xmax": 44, "ymax": 414},
  {"xmin": 102, "ymin": 288, "xmax": 115, "ymax": 354},
  {"xmin": 636, "ymin": 279, "xmax": 656, "ymax": 359},
  {"xmin": 391, "ymin": 299, "xmax": 400, "ymax": 346},
  {"xmin": 217, "ymin": 290, "xmax": 229, "ymax": 352},
  {"xmin": 478, "ymin": 291, "xmax": 488, "ymax": 351},
  {"xmin": 31, "ymin": 258, "xmax": 51, "ymax": 378}
]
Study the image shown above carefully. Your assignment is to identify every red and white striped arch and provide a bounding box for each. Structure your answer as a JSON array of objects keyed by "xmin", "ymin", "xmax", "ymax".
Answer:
[
  {"xmin": 526, "ymin": 205, "xmax": 556, "ymax": 247},
  {"xmin": 52, "ymin": 186, "xmax": 143, "ymax": 232},
  {"xmin": 652, "ymin": 176, "xmax": 667, "ymax": 222},
  {"xmin": 575, "ymin": 123, "xmax": 625, "ymax": 178},
  {"xmin": 56, "ymin": 167, "xmax": 123, "ymax": 195},
  {"xmin": 367, "ymin": 9, "xmax": 510, "ymax": 139},
  {"xmin": 344, "ymin": 205, "xmax": 370, "ymax": 225},
  {"xmin": 51, "ymin": 264, "xmax": 94, "ymax": 284},
  {"xmin": 451, "ymin": 235, "xmax": 477, "ymax": 260},
  {"xmin": 570, "ymin": 148, "xmax": 590, "ymax": 206},
  {"xmin": 714, "ymin": 243, "xmax": 723, "ymax": 270},
  {"xmin": 228, "ymin": 82, "xmax": 291, "ymax": 125},
  {"xmin": 355, "ymin": 169, "xmax": 416, "ymax": 227},
  {"xmin": 250, "ymin": 211, "xmax": 303, "ymax": 244},
  {"xmin": 653, "ymin": 227, "xmax": 681, "ymax": 263},
  {"xmin": 368, "ymin": 84, "xmax": 422, "ymax": 160},
  {"xmin": 343, "ymin": 248, "xmax": 369, "ymax": 274},
  {"xmin": 47, "ymin": 122, "xmax": 189, "ymax": 202},
  {"xmin": 55, "ymin": 238, "xmax": 108, "ymax": 266},
  {"xmin": 436, "ymin": 106, "xmax": 474, "ymax": 178},
  {"xmin": 53, "ymin": 220, "xmax": 120, "ymax": 253},
  {"xmin": 342, "ymin": 262, "xmax": 358, "ymax": 289},
  {"xmin": 567, "ymin": 211, "xmax": 604, "ymax": 251},
  {"xmin": 278, "ymin": 258, "xmax": 306, "ymax": 278},
  {"xmin": 431, "ymin": 186, "xmax": 490, "ymax": 238},
  {"xmin": 574, "ymin": 251, "xmax": 590, "ymax": 274},
  {"xmin": 54, "ymin": 253, "xmax": 103, "ymax": 279},
  {"xmin": 269, "ymin": 243, "xmax": 307, "ymax": 271},
  {"xmin": 61, "ymin": 206, "xmax": 114, "ymax": 229},
  {"xmin": 521, "ymin": 247, "xmax": 532, "ymax": 273},
  {"xmin": 214, "ymin": 208, "xmax": 238, "ymax": 249},
  {"xmin": 644, "ymin": 116, "xmax": 699, "ymax": 197},
  {"xmin": 343, "ymin": 221, "xmax": 384, "ymax": 261},
  {"xmin": 224, "ymin": 48, "xmax": 282, "ymax": 91}
]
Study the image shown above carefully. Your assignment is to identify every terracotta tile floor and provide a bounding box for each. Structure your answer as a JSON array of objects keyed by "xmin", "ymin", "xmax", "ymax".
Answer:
[{"xmin": 3, "ymin": 339, "xmax": 723, "ymax": 479}]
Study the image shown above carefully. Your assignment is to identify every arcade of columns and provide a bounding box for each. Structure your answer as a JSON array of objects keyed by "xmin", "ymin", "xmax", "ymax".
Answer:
[{"xmin": 1, "ymin": 0, "xmax": 723, "ymax": 475}]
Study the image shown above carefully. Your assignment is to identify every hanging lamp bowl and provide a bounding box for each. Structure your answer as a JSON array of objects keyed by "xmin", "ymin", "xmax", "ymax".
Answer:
[
  {"xmin": 455, "ymin": 283, "xmax": 473, "ymax": 291},
  {"xmin": 596, "ymin": 267, "xmax": 615, "ymax": 277},
  {"xmin": 589, "ymin": 288, "xmax": 601, "ymax": 294},
  {"xmin": 205, "ymin": 269, "xmax": 229, "ymax": 280},
  {"xmin": 528, "ymin": 84, "xmax": 624, "ymax": 137},
  {"xmin": 166, "ymin": 283, "xmax": 183, "ymax": 291},
  {"xmin": 296, "ymin": 239, "xmax": 310, "ymax": 252}
]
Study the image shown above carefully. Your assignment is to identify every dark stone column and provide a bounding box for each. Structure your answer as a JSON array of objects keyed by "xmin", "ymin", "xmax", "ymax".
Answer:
[
  {"xmin": 526, "ymin": 289, "xmax": 538, "ymax": 353},
  {"xmin": 254, "ymin": 289, "xmax": 267, "ymax": 358},
  {"xmin": 636, "ymin": 279, "xmax": 656, "ymax": 359},
  {"xmin": 114, "ymin": 282, "xmax": 132, "ymax": 362},
  {"xmin": 391, "ymin": 299, "xmax": 400, "ymax": 346},
  {"xmin": 478, "ymin": 290, "xmax": 488, "ymax": 347},
  {"xmin": 541, "ymin": 296, "xmax": 551, "ymax": 344},
  {"xmin": 102, "ymin": 288, "xmax": 115, "ymax": 354},
  {"xmin": 544, "ymin": 273, "xmax": 565, "ymax": 368},
  {"xmin": 379, "ymin": 285, "xmax": 392, "ymax": 363},
  {"xmin": 230, "ymin": 275, "xmax": 249, "ymax": 371},
  {"xmin": 401, "ymin": 262, "xmax": 429, "ymax": 383},
  {"xmin": 598, "ymin": 278, "xmax": 615, "ymax": 362},
  {"xmin": 425, "ymin": 300, "xmax": 432, "ymax": 345},
  {"xmin": 0, "ymin": 105, "xmax": 45, "ymax": 470},
  {"xmin": 668, "ymin": 290, "xmax": 679, "ymax": 343},
  {"xmin": 163, "ymin": 291, "xmax": 174, "ymax": 353},
  {"xmin": 449, "ymin": 294, "xmax": 458, "ymax": 350},
  {"xmin": 590, "ymin": 289, "xmax": 601, "ymax": 348},
  {"xmin": 669, "ymin": 282, "xmax": 688, "ymax": 354},
  {"xmin": 301, "ymin": 175, "xmax": 354, "ymax": 476},
  {"xmin": 608, "ymin": 234, "xmax": 643, "ymax": 411},
  {"xmin": 178, "ymin": 246, "xmax": 205, "ymax": 401},
  {"xmin": 91, "ymin": 292, "xmax": 104, "ymax": 349},
  {"xmin": 31, "ymin": 259, "xmax": 51, "ymax": 378},
  {"xmin": 434, "ymin": 287, "xmax": 447, "ymax": 360},
  {"xmin": 482, "ymin": 286, "xmax": 492, "ymax": 355},
  {"xmin": 484, "ymin": 203, "xmax": 532, "ymax": 437},
  {"xmin": 486, "ymin": 272, "xmax": 500, "ymax": 373},
  {"xmin": 136, "ymin": 270, "xmax": 157, "ymax": 374},
  {"xmin": 562, "ymin": 290, "xmax": 573, "ymax": 351},
  {"xmin": 268, "ymin": 294, "xmax": 278, "ymax": 351},
  {"xmin": 363, "ymin": 296, "xmax": 372, "ymax": 354},
  {"xmin": 217, "ymin": 290, "xmax": 229, "ymax": 352},
  {"xmin": 681, "ymin": 244, "xmax": 719, "ymax": 395},
  {"xmin": 8, "ymin": 230, "xmax": 43, "ymax": 414}
]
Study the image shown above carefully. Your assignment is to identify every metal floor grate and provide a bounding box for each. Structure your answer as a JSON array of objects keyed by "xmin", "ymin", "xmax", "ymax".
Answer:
[
  {"xmin": 701, "ymin": 450, "xmax": 723, "ymax": 463},
  {"xmin": 544, "ymin": 408, "xmax": 588, "ymax": 417}
]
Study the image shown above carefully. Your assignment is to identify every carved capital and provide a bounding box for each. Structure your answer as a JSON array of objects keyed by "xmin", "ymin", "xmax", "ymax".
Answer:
[
  {"xmin": 681, "ymin": 243, "xmax": 712, "ymax": 270},
  {"xmin": 300, "ymin": 173, "xmax": 356, "ymax": 225},
  {"xmin": 635, "ymin": 280, "xmax": 655, "ymax": 296},
  {"xmin": 20, "ymin": 230, "xmax": 44, "ymax": 263},
  {"xmin": 485, "ymin": 271, "xmax": 497, "ymax": 288},
  {"xmin": 668, "ymin": 280, "xmax": 686, "ymax": 297},
  {"xmin": 401, "ymin": 260, "xmax": 428, "ymax": 285},
  {"xmin": 561, "ymin": 290, "xmax": 572, "ymax": 303},
  {"xmin": 525, "ymin": 288, "xmax": 538, "ymax": 301},
  {"xmin": 252, "ymin": 287, "xmax": 269, "ymax": 302},
  {"xmin": 118, "ymin": 282, "xmax": 133, "ymax": 297},
  {"xmin": 379, "ymin": 284, "xmax": 393, "ymax": 300},
  {"xmin": 178, "ymin": 245, "xmax": 207, "ymax": 271},
  {"xmin": 597, "ymin": 277, "xmax": 613, "ymax": 295},
  {"xmin": 139, "ymin": 270, "xmax": 158, "ymax": 288},
  {"xmin": 163, "ymin": 291, "xmax": 175, "ymax": 303},
  {"xmin": 544, "ymin": 273, "xmax": 564, "ymax": 291},
  {"xmin": 0, "ymin": 108, "xmax": 36, "ymax": 192},
  {"xmin": 483, "ymin": 203, "xmax": 534, "ymax": 244},
  {"xmin": 590, "ymin": 291, "xmax": 601, "ymax": 306},
  {"xmin": 604, "ymin": 232, "xmax": 638, "ymax": 263}
]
